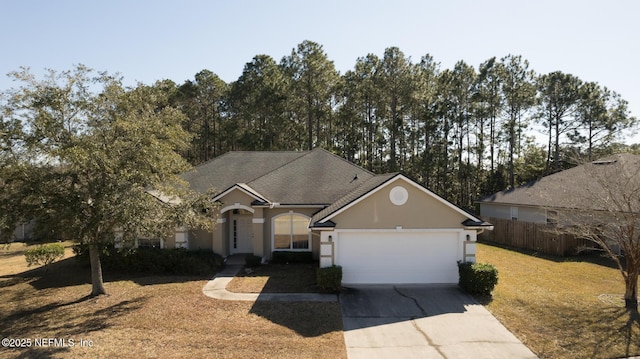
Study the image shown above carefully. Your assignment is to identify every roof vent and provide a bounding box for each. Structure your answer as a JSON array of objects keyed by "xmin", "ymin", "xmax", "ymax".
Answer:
[{"xmin": 592, "ymin": 160, "xmax": 617, "ymax": 165}]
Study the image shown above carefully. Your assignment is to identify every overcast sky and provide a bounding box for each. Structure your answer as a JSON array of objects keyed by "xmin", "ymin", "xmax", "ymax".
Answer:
[{"xmin": 2, "ymin": 0, "xmax": 639, "ymax": 142}]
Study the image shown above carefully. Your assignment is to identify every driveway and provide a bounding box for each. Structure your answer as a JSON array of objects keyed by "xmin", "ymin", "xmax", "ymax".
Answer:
[{"xmin": 340, "ymin": 285, "xmax": 537, "ymax": 359}]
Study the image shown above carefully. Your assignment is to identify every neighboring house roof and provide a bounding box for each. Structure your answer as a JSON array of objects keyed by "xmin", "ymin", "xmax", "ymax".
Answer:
[
  {"xmin": 478, "ymin": 153, "xmax": 640, "ymax": 211},
  {"xmin": 183, "ymin": 148, "xmax": 374, "ymax": 205}
]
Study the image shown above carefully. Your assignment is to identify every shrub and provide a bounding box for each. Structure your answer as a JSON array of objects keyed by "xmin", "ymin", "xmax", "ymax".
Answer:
[
  {"xmin": 245, "ymin": 254, "xmax": 262, "ymax": 267},
  {"xmin": 24, "ymin": 243, "xmax": 65, "ymax": 273},
  {"xmin": 317, "ymin": 265, "xmax": 342, "ymax": 292},
  {"xmin": 271, "ymin": 251, "xmax": 313, "ymax": 264},
  {"xmin": 458, "ymin": 261, "xmax": 498, "ymax": 296},
  {"xmin": 73, "ymin": 244, "xmax": 223, "ymax": 276}
]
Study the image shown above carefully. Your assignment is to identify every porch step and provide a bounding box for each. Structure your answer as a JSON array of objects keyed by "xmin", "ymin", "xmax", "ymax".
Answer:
[{"xmin": 225, "ymin": 253, "xmax": 251, "ymax": 265}]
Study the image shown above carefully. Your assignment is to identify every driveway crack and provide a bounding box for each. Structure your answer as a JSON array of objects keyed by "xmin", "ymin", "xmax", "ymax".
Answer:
[
  {"xmin": 394, "ymin": 286, "xmax": 447, "ymax": 358},
  {"xmin": 393, "ymin": 286, "xmax": 428, "ymax": 316}
]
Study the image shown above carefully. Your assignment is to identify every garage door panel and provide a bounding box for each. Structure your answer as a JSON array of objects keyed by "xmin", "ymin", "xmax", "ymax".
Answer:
[{"xmin": 337, "ymin": 232, "xmax": 459, "ymax": 284}]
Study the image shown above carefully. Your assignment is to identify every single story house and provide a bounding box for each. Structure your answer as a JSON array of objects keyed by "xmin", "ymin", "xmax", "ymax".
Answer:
[
  {"xmin": 479, "ymin": 153, "xmax": 640, "ymax": 224},
  {"xmin": 477, "ymin": 153, "xmax": 640, "ymax": 255},
  {"xmin": 164, "ymin": 148, "xmax": 492, "ymax": 285}
]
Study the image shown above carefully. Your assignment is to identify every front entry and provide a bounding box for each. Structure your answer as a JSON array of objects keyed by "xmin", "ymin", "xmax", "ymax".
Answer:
[{"xmin": 230, "ymin": 210, "xmax": 253, "ymax": 254}]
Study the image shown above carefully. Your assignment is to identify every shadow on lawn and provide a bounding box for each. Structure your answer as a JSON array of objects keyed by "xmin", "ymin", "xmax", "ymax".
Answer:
[
  {"xmin": 587, "ymin": 307, "xmax": 640, "ymax": 358},
  {"xmin": 1, "ymin": 295, "xmax": 147, "ymax": 359},
  {"xmin": 244, "ymin": 263, "xmax": 343, "ymax": 337},
  {"xmin": 241, "ymin": 262, "xmax": 320, "ymax": 293},
  {"xmin": 249, "ymin": 300, "xmax": 343, "ymax": 337},
  {"xmin": 541, "ymin": 300, "xmax": 640, "ymax": 358}
]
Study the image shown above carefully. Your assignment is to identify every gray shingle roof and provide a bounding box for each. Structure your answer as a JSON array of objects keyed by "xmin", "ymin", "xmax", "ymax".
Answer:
[
  {"xmin": 182, "ymin": 148, "xmax": 374, "ymax": 205},
  {"xmin": 478, "ymin": 153, "xmax": 640, "ymax": 211},
  {"xmin": 181, "ymin": 151, "xmax": 305, "ymax": 194},
  {"xmin": 247, "ymin": 148, "xmax": 374, "ymax": 204}
]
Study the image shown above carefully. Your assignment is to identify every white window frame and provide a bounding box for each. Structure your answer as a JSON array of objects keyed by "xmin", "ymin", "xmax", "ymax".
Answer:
[
  {"xmin": 135, "ymin": 237, "xmax": 164, "ymax": 249},
  {"xmin": 272, "ymin": 212, "xmax": 311, "ymax": 252}
]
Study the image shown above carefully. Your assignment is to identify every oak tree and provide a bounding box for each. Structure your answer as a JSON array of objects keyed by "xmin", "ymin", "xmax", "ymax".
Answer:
[{"xmin": 1, "ymin": 66, "xmax": 215, "ymax": 296}]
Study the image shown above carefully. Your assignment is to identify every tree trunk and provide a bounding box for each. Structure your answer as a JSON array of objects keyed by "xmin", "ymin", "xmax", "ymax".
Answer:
[
  {"xmin": 389, "ymin": 95, "xmax": 398, "ymax": 172},
  {"xmin": 554, "ymin": 114, "xmax": 561, "ymax": 172},
  {"xmin": 508, "ymin": 118, "xmax": 515, "ymax": 189},
  {"xmin": 625, "ymin": 271, "xmax": 639, "ymax": 310},
  {"xmin": 89, "ymin": 242, "xmax": 106, "ymax": 296}
]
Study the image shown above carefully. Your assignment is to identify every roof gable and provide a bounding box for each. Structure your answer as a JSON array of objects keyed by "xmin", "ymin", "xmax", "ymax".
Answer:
[
  {"xmin": 311, "ymin": 173, "xmax": 482, "ymax": 227},
  {"xmin": 212, "ymin": 183, "xmax": 269, "ymax": 203}
]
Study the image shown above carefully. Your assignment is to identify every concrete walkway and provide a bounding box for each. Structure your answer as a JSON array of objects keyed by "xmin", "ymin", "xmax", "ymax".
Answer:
[{"xmin": 201, "ymin": 259, "xmax": 338, "ymax": 302}]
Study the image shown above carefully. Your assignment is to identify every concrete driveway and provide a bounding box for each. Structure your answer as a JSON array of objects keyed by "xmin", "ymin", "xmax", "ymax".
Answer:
[{"xmin": 340, "ymin": 285, "xmax": 537, "ymax": 359}]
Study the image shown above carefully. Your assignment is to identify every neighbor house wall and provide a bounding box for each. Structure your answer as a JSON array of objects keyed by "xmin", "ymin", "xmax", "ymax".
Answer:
[
  {"xmin": 480, "ymin": 203, "xmax": 547, "ymax": 224},
  {"xmin": 4, "ymin": 221, "xmax": 36, "ymax": 242}
]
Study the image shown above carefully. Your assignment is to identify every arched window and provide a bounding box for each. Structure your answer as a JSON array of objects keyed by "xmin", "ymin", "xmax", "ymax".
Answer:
[{"xmin": 273, "ymin": 213, "xmax": 310, "ymax": 251}]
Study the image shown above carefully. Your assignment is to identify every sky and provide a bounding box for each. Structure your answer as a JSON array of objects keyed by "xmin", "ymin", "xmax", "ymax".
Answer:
[{"xmin": 2, "ymin": 0, "xmax": 639, "ymax": 143}]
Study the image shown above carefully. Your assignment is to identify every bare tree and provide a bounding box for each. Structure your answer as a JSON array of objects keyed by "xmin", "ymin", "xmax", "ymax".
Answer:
[{"xmin": 557, "ymin": 154, "xmax": 640, "ymax": 310}]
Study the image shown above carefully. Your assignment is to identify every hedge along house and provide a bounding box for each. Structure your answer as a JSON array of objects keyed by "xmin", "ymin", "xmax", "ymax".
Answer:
[{"xmin": 175, "ymin": 148, "xmax": 492, "ymax": 285}]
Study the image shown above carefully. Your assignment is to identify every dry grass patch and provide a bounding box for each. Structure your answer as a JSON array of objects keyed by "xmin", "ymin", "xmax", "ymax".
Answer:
[
  {"xmin": 0, "ymin": 245, "xmax": 345, "ymax": 358},
  {"xmin": 227, "ymin": 263, "xmax": 319, "ymax": 293},
  {"xmin": 477, "ymin": 242, "xmax": 640, "ymax": 359}
]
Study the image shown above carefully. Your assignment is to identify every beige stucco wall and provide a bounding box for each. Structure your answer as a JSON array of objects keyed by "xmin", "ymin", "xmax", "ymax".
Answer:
[
  {"xmin": 164, "ymin": 233, "xmax": 176, "ymax": 249},
  {"xmin": 189, "ymin": 228, "xmax": 213, "ymax": 250},
  {"xmin": 331, "ymin": 178, "xmax": 468, "ymax": 230},
  {"xmin": 218, "ymin": 190, "xmax": 257, "ymax": 209},
  {"xmin": 207, "ymin": 188, "xmax": 321, "ymax": 259}
]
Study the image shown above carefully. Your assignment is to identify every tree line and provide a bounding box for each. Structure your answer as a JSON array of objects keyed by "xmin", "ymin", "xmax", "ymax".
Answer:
[
  {"xmin": 3, "ymin": 41, "xmax": 636, "ymax": 212},
  {"xmin": 154, "ymin": 40, "xmax": 636, "ymax": 210}
]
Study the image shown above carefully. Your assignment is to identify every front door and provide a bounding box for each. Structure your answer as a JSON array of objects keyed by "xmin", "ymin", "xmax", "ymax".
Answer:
[{"xmin": 230, "ymin": 214, "xmax": 253, "ymax": 254}]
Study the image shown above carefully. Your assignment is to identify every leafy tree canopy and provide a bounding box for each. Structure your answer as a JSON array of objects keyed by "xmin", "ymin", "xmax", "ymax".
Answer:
[{"xmin": 0, "ymin": 65, "xmax": 217, "ymax": 295}]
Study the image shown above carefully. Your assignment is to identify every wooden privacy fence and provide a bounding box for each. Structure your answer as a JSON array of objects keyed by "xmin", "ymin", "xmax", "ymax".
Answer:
[{"xmin": 479, "ymin": 217, "xmax": 597, "ymax": 256}]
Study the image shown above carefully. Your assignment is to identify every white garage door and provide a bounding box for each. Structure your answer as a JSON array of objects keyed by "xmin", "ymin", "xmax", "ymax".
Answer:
[{"xmin": 336, "ymin": 231, "xmax": 460, "ymax": 285}]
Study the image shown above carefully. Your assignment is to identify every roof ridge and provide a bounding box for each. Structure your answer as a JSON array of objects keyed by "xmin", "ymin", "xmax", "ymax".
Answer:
[
  {"xmin": 310, "ymin": 147, "xmax": 377, "ymax": 175},
  {"xmin": 190, "ymin": 150, "xmax": 310, "ymax": 170},
  {"xmin": 243, "ymin": 150, "xmax": 310, "ymax": 185}
]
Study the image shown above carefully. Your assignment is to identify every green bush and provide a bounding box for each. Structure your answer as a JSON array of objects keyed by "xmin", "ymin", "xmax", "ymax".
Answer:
[
  {"xmin": 73, "ymin": 244, "xmax": 223, "ymax": 276},
  {"xmin": 458, "ymin": 261, "xmax": 498, "ymax": 296},
  {"xmin": 271, "ymin": 251, "xmax": 313, "ymax": 264},
  {"xmin": 317, "ymin": 265, "xmax": 342, "ymax": 292},
  {"xmin": 24, "ymin": 243, "xmax": 65, "ymax": 273},
  {"xmin": 245, "ymin": 254, "xmax": 262, "ymax": 267}
]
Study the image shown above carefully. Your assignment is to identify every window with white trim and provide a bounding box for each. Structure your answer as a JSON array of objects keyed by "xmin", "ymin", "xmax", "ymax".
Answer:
[
  {"xmin": 273, "ymin": 213, "xmax": 310, "ymax": 251},
  {"xmin": 137, "ymin": 238, "xmax": 163, "ymax": 249}
]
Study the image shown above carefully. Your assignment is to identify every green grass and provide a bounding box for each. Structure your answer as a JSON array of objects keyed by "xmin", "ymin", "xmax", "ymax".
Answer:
[{"xmin": 477, "ymin": 242, "xmax": 640, "ymax": 359}]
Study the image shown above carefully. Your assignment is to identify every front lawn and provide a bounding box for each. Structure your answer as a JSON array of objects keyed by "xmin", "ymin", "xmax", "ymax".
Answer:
[
  {"xmin": 0, "ymin": 244, "xmax": 345, "ymax": 358},
  {"xmin": 477, "ymin": 242, "xmax": 640, "ymax": 359}
]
